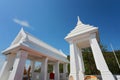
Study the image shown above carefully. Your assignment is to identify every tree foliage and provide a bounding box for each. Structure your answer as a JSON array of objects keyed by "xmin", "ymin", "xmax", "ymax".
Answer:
[
  {"xmin": 34, "ymin": 49, "xmax": 120, "ymax": 75},
  {"xmin": 66, "ymin": 50, "xmax": 120, "ymax": 75}
]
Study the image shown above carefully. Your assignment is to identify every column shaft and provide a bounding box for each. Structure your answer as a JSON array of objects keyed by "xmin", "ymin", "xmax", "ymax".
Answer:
[
  {"xmin": 89, "ymin": 33, "xmax": 115, "ymax": 80},
  {"xmin": 40, "ymin": 57, "xmax": 48, "ymax": 80},
  {"xmin": 69, "ymin": 43, "xmax": 84, "ymax": 80},
  {"xmin": 0, "ymin": 54, "xmax": 15, "ymax": 80},
  {"xmin": 8, "ymin": 50, "xmax": 28, "ymax": 80},
  {"xmin": 70, "ymin": 43, "xmax": 77, "ymax": 73},
  {"xmin": 63, "ymin": 63, "xmax": 68, "ymax": 80},
  {"xmin": 53, "ymin": 64, "xmax": 55, "ymax": 73},
  {"xmin": 77, "ymin": 48, "xmax": 85, "ymax": 79},
  {"xmin": 63, "ymin": 63, "xmax": 68, "ymax": 73},
  {"xmin": 54, "ymin": 61, "xmax": 60, "ymax": 80}
]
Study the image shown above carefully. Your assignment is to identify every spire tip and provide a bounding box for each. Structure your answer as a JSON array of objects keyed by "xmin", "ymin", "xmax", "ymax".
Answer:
[{"xmin": 77, "ymin": 16, "xmax": 82, "ymax": 25}]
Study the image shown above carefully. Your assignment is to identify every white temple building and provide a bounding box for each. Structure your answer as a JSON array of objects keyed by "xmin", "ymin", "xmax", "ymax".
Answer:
[
  {"xmin": 65, "ymin": 17, "xmax": 115, "ymax": 80},
  {"xmin": 0, "ymin": 28, "xmax": 69, "ymax": 80}
]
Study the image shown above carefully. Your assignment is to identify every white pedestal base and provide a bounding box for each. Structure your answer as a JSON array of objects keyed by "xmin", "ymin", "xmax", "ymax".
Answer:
[
  {"xmin": 69, "ymin": 72, "xmax": 84, "ymax": 80},
  {"xmin": 101, "ymin": 71, "xmax": 115, "ymax": 80}
]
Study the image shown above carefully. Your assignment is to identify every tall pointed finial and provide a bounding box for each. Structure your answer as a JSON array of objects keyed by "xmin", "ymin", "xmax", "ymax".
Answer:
[
  {"xmin": 77, "ymin": 16, "xmax": 82, "ymax": 25},
  {"xmin": 20, "ymin": 27, "xmax": 24, "ymax": 32}
]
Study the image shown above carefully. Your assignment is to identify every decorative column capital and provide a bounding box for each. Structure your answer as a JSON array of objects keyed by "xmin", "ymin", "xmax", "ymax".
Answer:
[
  {"xmin": 16, "ymin": 50, "xmax": 28, "ymax": 58},
  {"xmin": 41, "ymin": 57, "xmax": 48, "ymax": 62},
  {"xmin": 90, "ymin": 33, "xmax": 96, "ymax": 39},
  {"xmin": 17, "ymin": 49, "xmax": 28, "ymax": 53}
]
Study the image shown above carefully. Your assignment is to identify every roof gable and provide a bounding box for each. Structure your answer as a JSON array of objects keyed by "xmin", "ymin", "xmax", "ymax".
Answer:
[
  {"xmin": 11, "ymin": 28, "xmax": 27, "ymax": 46},
  {"xmin": 9, "ymin": 28, "xmax": 67, "ymax": 59}
]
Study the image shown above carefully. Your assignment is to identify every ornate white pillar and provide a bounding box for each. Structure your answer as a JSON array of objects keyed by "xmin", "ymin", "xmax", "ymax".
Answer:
[
  {"xmin": 40, "ymin": 57, "xmax": 48, "ymax": 80},
  {"xmin": 30, "ymin": 60, "xmax": 35, "ymax": 80},
  {"xmin": 89, "ymin": 33, "xmax": 115, "ymax": 80},
  {"xmin": 0, "ymin": 53, "xmax": 15, "ymax": 80},
  {"xmin": 69, "ymin": 42, "xmax": 84, "ymax": 80},
  {"xmin": 8, "ymin": 50, "xmax": 28, "ymax": 80},
  {"xmin": 54, "ymin": 61, "xmax": 60, "ymax": 80}
]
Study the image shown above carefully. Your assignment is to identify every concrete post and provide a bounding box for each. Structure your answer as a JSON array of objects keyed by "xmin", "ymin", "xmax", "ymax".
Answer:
[
  {"xmin": 8, "ymin": 50, "xmax": 28, "ymax": 80},
  {"xmin": 89, "ymin": 33, "xmax": 115, "ymax": 80},
  {"xmin": 40, "ymin": 57, "xmax": 48, "ymax": 80},
  {"xmin": 54, "ymin": 61, "xmax": 60, "ymax": 80},
  {"xmin": 0, "ymin": 53, "xmax": 15, "ymax": 80},
  {"xmin": 69, "ymin": 43, "xmax": 84, "ymax": 80}
]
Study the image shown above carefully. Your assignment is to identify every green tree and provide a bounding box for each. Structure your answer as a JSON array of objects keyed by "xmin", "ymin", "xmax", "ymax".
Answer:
[{"xmin": 67, "ymin": 50, "xmax": 120, "ymax": 75}]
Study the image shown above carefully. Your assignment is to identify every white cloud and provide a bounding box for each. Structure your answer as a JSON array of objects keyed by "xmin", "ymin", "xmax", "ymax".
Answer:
[{"xmin": 13, "ymin": 18, "xmax": 30, "ymax": 27}]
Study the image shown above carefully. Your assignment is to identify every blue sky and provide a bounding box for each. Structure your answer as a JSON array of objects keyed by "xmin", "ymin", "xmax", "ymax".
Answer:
[{"xmin": 0, "ymin": 0, "xmax": 120, "ymax": 59}]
